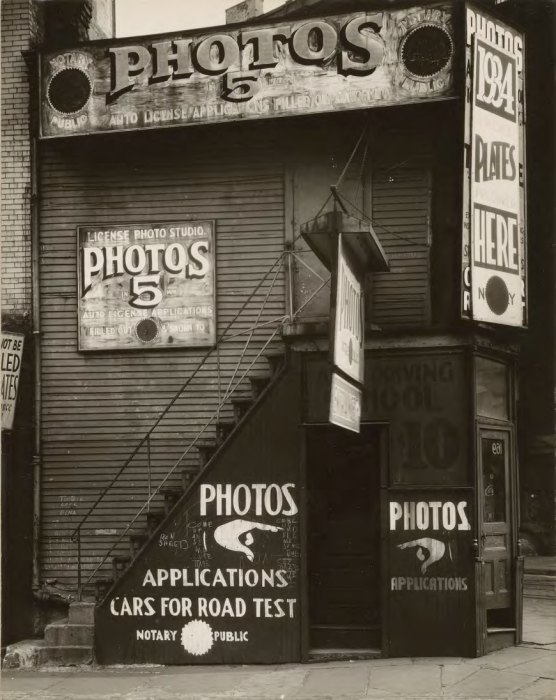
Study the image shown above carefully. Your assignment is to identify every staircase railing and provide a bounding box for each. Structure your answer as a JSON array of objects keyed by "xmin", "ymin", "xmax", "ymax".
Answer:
[{"xmin": 70, "ymin": 247, "xmax": 331, "ymax": 598}]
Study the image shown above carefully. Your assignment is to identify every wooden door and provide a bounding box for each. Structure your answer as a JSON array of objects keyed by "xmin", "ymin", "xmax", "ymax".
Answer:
[
  {"xmin": 480, "ymin": 431, "xmax": 512, "ymax": 610},
  {"xmin": 306, "ymin": 425, "xmax": 381, "ymax": 650}
]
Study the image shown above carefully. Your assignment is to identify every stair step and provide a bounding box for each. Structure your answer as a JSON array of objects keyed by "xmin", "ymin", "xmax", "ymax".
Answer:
[
  {"xmin": 197, "ymin": 442, "xmax": 217, "ymax": 469},
  {"xmin": 232, "ymin": 397, "xmax": 253, "ymax": 422},
  {"xmin": 161, "ymin": 487, "xmax": 182, "ymax": 514},
  {"xmin": 181, "ymin": 468, "xmax": 197, "ymax": 492},
  {"xmin": 36, "ymin": 644, "xmax": 93, "ymax": 666},
  {"xmin": 68, "ymin": 601, "xmax": 95, "ymax": 625},
  {"xmin": 265, "ymin": 352, "xmax": 285, "ymax": 374},
  {"xmin": 216, "ymin": 421, "xmax": 235, "ymax": 445},
  {"xmin": 250, "ymin": 375, "xmax": 270, "ymax": 399},
  {"xmin": 112, "ymin": 554, "xmax": 131, "ymax": 578},
  {"xmin": 45, "ymin": 622, "xmax": 94, "ymax": 647},
  {"xmin": 146, "ymin": 510, "xmax": 165, "ymax": 536},
  {"xmin": 2, "ymin": 638, "xmax": 93, "ymax": 669},
  {"xmin": 129, "ymin": 533, "xmax": 148, "ymax": 558},
  {"xmin": 94, "ymin": 578, "xmax": 114, "ymax": 602}
]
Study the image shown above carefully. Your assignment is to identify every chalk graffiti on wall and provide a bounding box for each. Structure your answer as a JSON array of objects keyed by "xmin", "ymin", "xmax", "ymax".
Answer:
[{"xmin": 101, "ymin": 481, "xmax": 300, "ymax": 661}]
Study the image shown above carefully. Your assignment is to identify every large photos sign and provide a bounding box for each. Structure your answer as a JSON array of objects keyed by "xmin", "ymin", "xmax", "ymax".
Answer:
[
  {"xmin": 78, "ymin": 222, "xmax": 215, "ymax": 351},
  {"xmin": 40, "ymin": 5, "xmax": 455, "ymax": 138},
  {"xmin": 461, "ymin": 5, "xmax": 526, "ymax": 326}
]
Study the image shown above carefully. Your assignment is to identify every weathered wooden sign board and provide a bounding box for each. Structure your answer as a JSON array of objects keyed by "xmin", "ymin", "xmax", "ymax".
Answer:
[
  {"xmin": 78, "ymin": 222, "xmax": 215, "ymax": 351},
  {"xmin": 1, "ymin": 332, "xmax": 25, "ymax": 431},
  {"xmin": 461, "ymin": 4, "xmax": 526, "ymax": 326},
  {"xmin": 40, "ymin": 5, "xmax": 455, "ymax": 138}
]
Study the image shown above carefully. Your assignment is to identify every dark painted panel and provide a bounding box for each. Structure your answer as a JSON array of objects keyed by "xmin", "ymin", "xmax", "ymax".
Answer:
[
  {"xmin": 386, "ymin": 488, "xmax": 475, "ymax": 657},
  {"xmin": 303, "ymin": 350, "xmax": 469, "ymax": 486},
  {"xmin": 95, "ymin": 363, "xmax": 302, "ymax": 665}
]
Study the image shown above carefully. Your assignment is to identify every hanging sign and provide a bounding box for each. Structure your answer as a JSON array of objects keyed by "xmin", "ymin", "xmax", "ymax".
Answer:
[
  {"xmin": 39, "ymin": 5, "xmax": 455, "ymax": 138},
  {"xmin": 461, "ymin": 5, "xmax": 526, "ymax": 326},
  {"xmin": 1, "ymin": 332, "xmax": 24, "ymax": 431},
  {"xmin": 329, "ymin": 371, "xmax": 362, "ymax": 433},
  {"xmin": 78, "ymin": 222, "xmax": 216, "ymax": 351},
  {"xmin": 333, "ymin": 234, "xmax": 364, "ymax": 384}
]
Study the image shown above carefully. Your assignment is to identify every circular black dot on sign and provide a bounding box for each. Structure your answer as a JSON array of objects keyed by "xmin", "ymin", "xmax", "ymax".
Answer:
[
  {"xmin": 485, "ymin": 276, "xmax": 510, "ymax": 316},
  {"xmin": 135, "ymin": 318, "xmax": 159, "ymax": 343},
  {"xmin": 47, "ymin": 68, "xmax": 92, "ymax": 114},
  {"xmin": 401, "ymin": 24, "xmax": 453, "ymax": 79}
]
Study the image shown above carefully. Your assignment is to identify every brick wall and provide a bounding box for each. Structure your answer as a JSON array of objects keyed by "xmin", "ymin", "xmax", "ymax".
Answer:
[{"xmin": 1, "ymin": 0, "xmax": 42, "ymax": 325}]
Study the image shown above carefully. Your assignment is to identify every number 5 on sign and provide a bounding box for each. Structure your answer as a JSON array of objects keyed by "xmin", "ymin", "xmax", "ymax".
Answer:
[{"xmin": 129, "ymin": 274, "xmax": 163, "ymax": 308}]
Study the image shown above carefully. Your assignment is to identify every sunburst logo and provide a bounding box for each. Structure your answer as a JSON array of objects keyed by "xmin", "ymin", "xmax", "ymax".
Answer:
[{"xmin": 180, "ymin": 620, "xmax": 214, "ymax": 656}]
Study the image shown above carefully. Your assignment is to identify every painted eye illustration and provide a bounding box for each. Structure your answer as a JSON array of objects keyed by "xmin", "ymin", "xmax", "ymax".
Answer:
[
  {"xmin": 213, "ymin": 519, "xmax": 282, "ymax": 562},
  {"xmin": 397, "ymin": 537, "xmax": 446, "ymax": 573}
]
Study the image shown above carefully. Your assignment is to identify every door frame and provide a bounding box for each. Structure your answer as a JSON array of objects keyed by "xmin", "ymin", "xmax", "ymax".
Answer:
[
  {"xmin": 475, "ymin": 421, "xmax": 520, "ymax": 652},
  {"xmin": 300, "ymin": 422, "xmax": 388, "ymax": 660}
]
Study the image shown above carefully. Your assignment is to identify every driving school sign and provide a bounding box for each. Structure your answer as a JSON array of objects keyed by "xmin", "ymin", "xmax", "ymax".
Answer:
[
  {"xmin": 39, "ymin": 5, "xmax": 455, "ymax": 138},
  {"xmin": 78, "ymin": 222, "xmax": 215, "ymax": 351}
]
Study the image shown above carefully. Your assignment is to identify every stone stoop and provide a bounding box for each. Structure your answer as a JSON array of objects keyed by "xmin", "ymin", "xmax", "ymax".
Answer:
[{"xmin": 2, "ymin": 602, "xmax": 95, "ymax": 668}]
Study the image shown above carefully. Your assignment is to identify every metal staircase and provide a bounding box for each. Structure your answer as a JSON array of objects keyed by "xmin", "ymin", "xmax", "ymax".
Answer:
[{"xmin": 2, "ymin": 246, "xmax": 330, "ymax": 667}]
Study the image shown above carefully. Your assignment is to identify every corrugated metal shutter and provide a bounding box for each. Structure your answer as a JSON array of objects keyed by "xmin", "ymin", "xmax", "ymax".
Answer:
[
  {"xmin": 39, "ymin": 126, "xmax": 285, "ymax": 587},
  {"xmin": 371, "ymin": 161, "xmax": 431, "ymax": 328}
]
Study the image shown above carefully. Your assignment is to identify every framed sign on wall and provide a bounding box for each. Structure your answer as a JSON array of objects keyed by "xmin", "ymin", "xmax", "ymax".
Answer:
[{"xmin": 77, "ymin": 221, "xmax": 216, "ymax": 351}]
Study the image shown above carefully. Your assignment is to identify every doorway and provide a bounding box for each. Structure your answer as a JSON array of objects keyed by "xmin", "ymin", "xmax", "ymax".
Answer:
[
  {"xmin": 479, "ymin": 429, "xmax": 518, "ymax": 651},
  {"xmin": 306, "ymin": 425, "xmax": 381, "ymax": 652}
]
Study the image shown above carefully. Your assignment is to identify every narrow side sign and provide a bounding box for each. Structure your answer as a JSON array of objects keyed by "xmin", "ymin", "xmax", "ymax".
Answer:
[
  {"xmin": 1, "ymin": 332, "xmax": 24, "ymax": 431},
  {"xmin": 329, "ymin": 372, "xmax": 362, "ymax": 433}
]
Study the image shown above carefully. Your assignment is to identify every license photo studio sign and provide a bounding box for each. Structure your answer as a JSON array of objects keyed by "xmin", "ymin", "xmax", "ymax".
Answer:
[
  {"xmin": 78, "ymin": 222, "xmax": 215, "ymax": 351},
  {"xmin": 40, "ymin": 5, "xmax": 455, "ymax": 138},
  {"xmin": 461, "ymin": 5, "xmax": 526, "ymax": 326}
]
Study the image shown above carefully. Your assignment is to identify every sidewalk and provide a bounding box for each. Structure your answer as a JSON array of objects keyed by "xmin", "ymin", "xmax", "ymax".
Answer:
[{"xmin": 2, "ymin": 598, "xmax": 555, "ymax": 700}]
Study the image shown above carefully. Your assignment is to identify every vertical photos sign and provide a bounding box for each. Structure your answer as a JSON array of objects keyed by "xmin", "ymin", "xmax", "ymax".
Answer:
[
  {"xmin": 462, "ymin": 6, "xmax": 526, "ymax": 326},
  {"xmin": 78, "ymin": 222, "xmax": 216, "ymax": 350},
  {"xmin": 333, "ymin": 234, "xmax": 364, "ymax": 385},
  {"xmin": 330, "ymin": 233, "xmax": 364, "ymax": 433}
]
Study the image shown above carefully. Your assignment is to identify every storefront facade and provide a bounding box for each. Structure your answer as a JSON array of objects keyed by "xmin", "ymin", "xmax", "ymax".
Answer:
[{"xmin": 34, "ymin": 0, "xmax": 527, "ymax": 663}]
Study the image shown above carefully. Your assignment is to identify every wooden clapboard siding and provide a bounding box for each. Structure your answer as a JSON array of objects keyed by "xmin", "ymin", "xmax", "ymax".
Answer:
[
  {"xmin": 371, "ymin": 162, "xmax": 432, "ymax": 327},
  {"xmin": 39, "ymin": 127, "xmax": 285, "ymax": 586}
]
